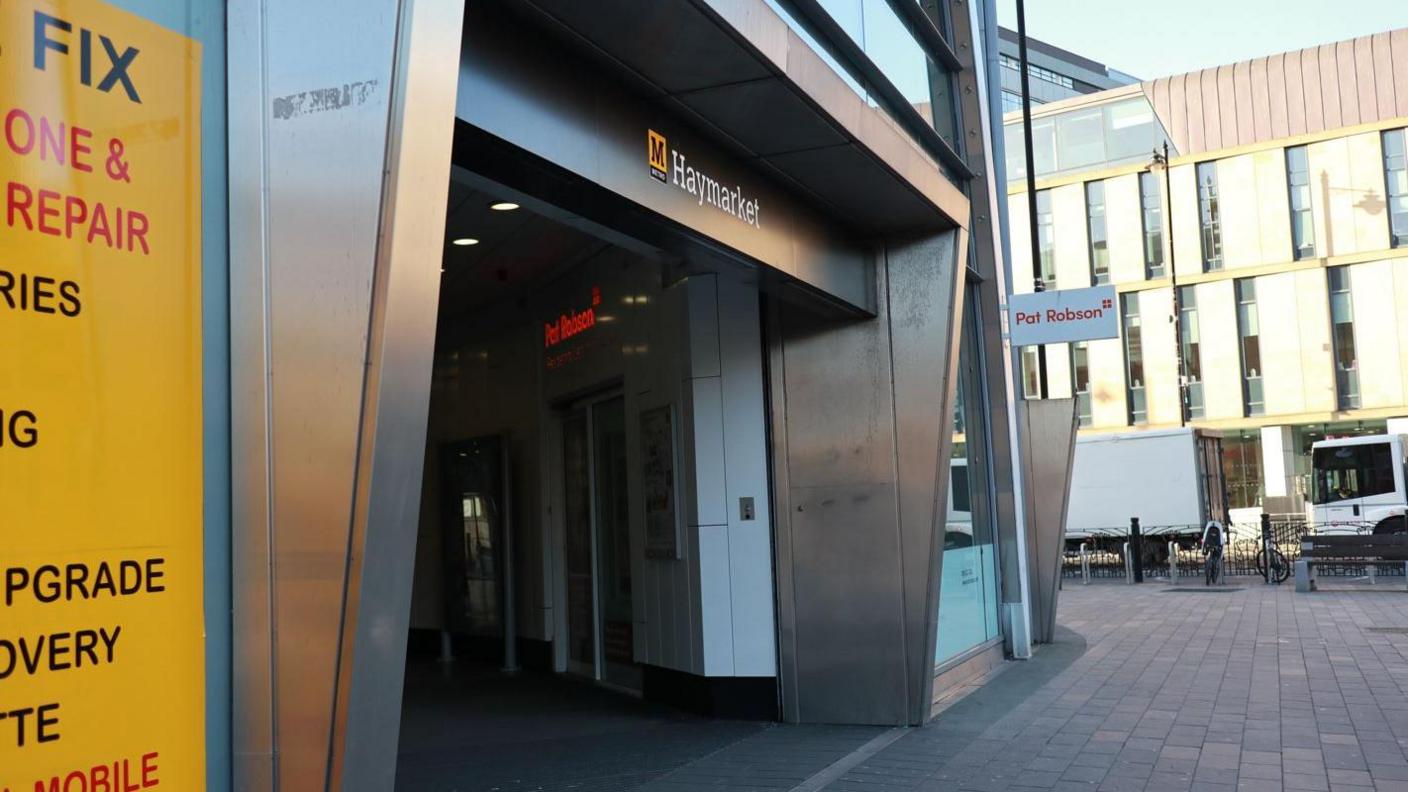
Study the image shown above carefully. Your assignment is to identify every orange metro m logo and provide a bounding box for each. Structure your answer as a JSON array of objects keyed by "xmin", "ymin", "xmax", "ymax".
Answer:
[{"xmin": 648, "ymin": 129, "xmax": 668, "ymax": 182}]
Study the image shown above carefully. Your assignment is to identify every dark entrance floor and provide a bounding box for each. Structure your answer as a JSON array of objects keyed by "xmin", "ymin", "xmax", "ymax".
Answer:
[{"xmin": 394, "ymin": 659, "xmax": 769, "ymax": 791}]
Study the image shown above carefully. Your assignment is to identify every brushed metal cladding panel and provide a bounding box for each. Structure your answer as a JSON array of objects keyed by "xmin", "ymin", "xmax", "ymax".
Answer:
[
  {"xmin": 1393, "ymin": 30, "xmax": 1408, "ymax": 118},
  {"xmin": 1184, "ymin": 72, "xmax": 1205, "ymax": 153},
  {"xmin": 227, "ymin": 1, "xmax": 274, "ymax": 787},
  {"xmin": 1354, "ymin": 36, "xmax": 1376, "ymax": 125},
  {"xmin": 1318, "ymin": 44, "xmax": 1341, "ymax": 129},
  {"xmin": 1216, "ymin": 65, "xmax": 1237, "ymax": 149},
  {"xmin": 332, "ymin": 1, "xmax": 463, "ymax": 789},
  {"xmin": 1018, "ymin": 399, "xmax": 1078, "ymax": 645},
  {"xmin": 228, "ymin": 0, "xmax": 418, "ymax": 789},
  {"xmin": 1372, "ymin": 33, "xmax": 1396, "ymax": 120},
  {"xmin": 1249, "ymin": 58, "xmax": 1271, "ymax": 143},
  {"xmin": 778, "ymin": 313, "xmax": 896, "ymax": 489},
  {"xmin": 1232, "ymin": 62, "xmax": 1254, "ymax": 147},
  {"xmin": 1286, "ymin": 50, "xmax": 1308, "ymax": 137},
  {"xmin": 788, "ymin": 482, "xmax": 909, "ymax": 724},
  {"xmin": 1336, "ymin": 40, "xmax": 1359, "ymax": 127},
  {"xmin": 1302, "ymin": 48, "xmax": 1325, "ymax": 133},
  {"xmin": 885, "ymin": 232, "xmax": 966, "ymax": 725},
  {"xmin": 1266, "ymin": 54, "xmax": 1289, "ymax": 140}
]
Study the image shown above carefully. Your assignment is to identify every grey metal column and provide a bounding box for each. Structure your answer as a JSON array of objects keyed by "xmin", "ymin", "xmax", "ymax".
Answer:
[
  {"xmin": 1016, "ymin": 398, "xmax": 1079, "ymax": 644},
  {"xmin": 229, "ymin": 1, "xmax": 463, "ymax": 790}
]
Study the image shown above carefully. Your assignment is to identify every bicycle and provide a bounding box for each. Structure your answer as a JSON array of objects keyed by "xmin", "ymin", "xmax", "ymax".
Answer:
[
  {"xmin": 1255, "ymin": 534, "xmax": 1291, "ymax": 584},
  {"xmin": 1204, "ymin": 547, "xmax": 1223, "ymax": 585}
]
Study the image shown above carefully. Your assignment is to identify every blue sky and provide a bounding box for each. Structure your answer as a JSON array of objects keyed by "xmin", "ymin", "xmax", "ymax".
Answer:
[{"xmin": 996, "ymin": 0, "xmax": 1408, "ymax": 81}]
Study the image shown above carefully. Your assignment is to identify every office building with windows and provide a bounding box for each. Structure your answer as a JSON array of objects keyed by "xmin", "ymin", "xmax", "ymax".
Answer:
[
  {"xmin": 996, "ymin": 27, "xmax": 1136, "ymax": 114},
  {"xmin": 1006, "ymin": 29, "xmax": 1408, "ymax": 516}
]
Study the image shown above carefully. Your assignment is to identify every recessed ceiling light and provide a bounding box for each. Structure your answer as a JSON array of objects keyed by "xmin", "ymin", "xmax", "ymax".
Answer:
[
  {"xmin": 451, "ymin": 238, "xmax": 479, "ymax": 246},
  {"xmin": 489, "ymin": 201, "xmax": 520, "ymax": 211}
]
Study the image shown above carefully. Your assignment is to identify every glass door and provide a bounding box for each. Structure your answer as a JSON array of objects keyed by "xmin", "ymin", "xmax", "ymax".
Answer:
[
  {"xmin": 560, "ymin": 393, "xmax": 639, "ymax": 688},
  {"xmin": 562, "ymin": 411, "xmax": 597, "ymax": 677},
  {"xmin": 592, "ymin": 396, "xmax": 637, "ymax": 689}
]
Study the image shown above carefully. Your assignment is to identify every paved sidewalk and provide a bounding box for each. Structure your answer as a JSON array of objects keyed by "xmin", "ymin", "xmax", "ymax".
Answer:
[{"xmin": 650, "ymin": 582, "xmax": 1408, "ymax": 792}]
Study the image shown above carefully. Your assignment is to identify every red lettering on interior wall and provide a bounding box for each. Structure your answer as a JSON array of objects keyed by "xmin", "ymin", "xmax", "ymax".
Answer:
[{"xmin": 543, "ymin": 286, "xmax": 602, "ymax": 349}]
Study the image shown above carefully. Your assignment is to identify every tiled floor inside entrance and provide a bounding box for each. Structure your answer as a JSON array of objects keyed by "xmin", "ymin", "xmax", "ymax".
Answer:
[{"xmin": 398, "ymin": 582, "xmax": 1408, "ymax": 791}]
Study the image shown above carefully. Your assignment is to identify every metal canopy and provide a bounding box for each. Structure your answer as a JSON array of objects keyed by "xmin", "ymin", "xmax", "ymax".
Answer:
[{"xmin": 506, "ymin": 0, "xmax": 962, "ymax": 236}]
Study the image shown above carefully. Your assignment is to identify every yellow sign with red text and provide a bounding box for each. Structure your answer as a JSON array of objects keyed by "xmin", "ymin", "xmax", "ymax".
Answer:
[{"xmin": 0, "ymin": 0, "xmax": 204, "ymax": 789}]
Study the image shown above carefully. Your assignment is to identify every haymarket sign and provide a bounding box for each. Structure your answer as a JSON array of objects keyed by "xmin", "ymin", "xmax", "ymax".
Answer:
[{"xmin": 648, "ymin": 129, "xmax": 761, "ymax": 229}]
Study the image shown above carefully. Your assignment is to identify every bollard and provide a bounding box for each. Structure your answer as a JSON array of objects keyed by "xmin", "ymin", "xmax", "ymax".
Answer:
[
  {"xmin": 1130, "ymin": 517, "xmax": 1144, "ymax": 583},
  {"xmin": 1123, "ymin": 541, "xmax": 1134, "ymax": 584},
  {"xmin": 1169, "ymin": 541, "xmax": 1178, "ymax": 582},
  {"xmin": 1080, "ymin": 542, "xmax": 1090, "ymax": 585}
]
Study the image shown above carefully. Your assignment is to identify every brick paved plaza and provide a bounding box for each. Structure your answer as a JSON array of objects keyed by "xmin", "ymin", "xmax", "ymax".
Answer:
[
  {"xmin": 643, "ymin": 582, "xmax": 1408, "ymax": 792},
  {"xmin": 398, "ymin": 581, "xmax": 1408, "ymax": 791}
]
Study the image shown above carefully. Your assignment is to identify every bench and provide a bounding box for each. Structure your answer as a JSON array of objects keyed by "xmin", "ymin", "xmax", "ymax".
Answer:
[{"xmin": 1295, "ymin": 534, "xmax": 1408, "ymax": 592}]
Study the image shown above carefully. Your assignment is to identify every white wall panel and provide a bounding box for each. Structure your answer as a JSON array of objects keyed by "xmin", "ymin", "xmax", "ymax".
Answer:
[
  {"xmin": 1047, "ymin": 342, "xmax": 1073, "ymax": 399},
  {"xmin": 1293, "ymin": 269, "xmax": 1335, "ymax": 413},
  {"xmin": 1052, "ymin": 183, "xmax": 1090, "ymax": 289},
  {"xmin": 1088, "ymin": 337, "xmax": 1128, "ymax": 428},
  {"xmin": 697, "ymin": 524, "xmax": 735, "ymax": 675},
  {"xmin": 1169, "ymin": 164, "xmax": 1201, "ymax": 279},
  {"xmin": 1197, "ymin": 280, "xmax": 1243, "ymax": 420},
  {"xmin": 1253, "ymin": 148, "xmax": 1293, "ymax": 263},
  {"xmin": 1257, "ymin": 272, "xmax": 1307, "ymax": 415},
  {"xmin": 1352, "ymin": 260, "xmax": 1406, "ymax": 407},
  {"xmin": 1140, "ymin": 287, "xmax": 1180, "ymax": 425},
  {"xmin": 1105, "ymin": 174, "xmax": 1144, "ymax": 286},
  {"xmin": 1348, "ymin": 132, "xmax": 1391, "ymax": 254},
  {"xmin": 716, "ymin": 276, "xmax": 777, "ymax": 677},
  {"xmin": 1308, "ymin": 137, "xmax": 1356, "ymax": 256},
  {"xmin": 1396, "ymin": 259, "xmax": 1408, "ymax": 403},
  {"xmin": 1008, "ymin": 193, "xmax": 1034, "ymax": 293},
  {"xmin": 1217, "ymin": 155, "xmax": 1263, "ymax": 269}
]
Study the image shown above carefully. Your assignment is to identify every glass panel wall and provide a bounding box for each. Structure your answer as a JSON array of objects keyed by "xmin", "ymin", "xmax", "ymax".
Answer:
[
  {"xmin": 936, "ymin": 284, "xmax": 1000, "ymax": 665},
  {"xmin": 1086, "ymin": 180, "xmax": 1109, "ymax": 285},
  {"xmin": 1122, "ymin": 292, "xmax": 1146, "ymax": 425},
  {"xmin": 1140, "ymin": 172, "xmax": 1165, "ymax": 278},
  {"xmin": 1178, "ymin": 286, "xmax": 1204, "ymax": 419},
  {"xmin": 766, "ymin": 0, "xmax": 960, "ymax": 149},
  {"xmin": 1235, "ymin": 279, "xmax": 1263, "ymax": 416},
  {"xmin": 1286, "ymin": 145, "xmax": 1315, "ymax": 259},
  {"xmin": 1383, "ymin": 129, "xmax": 1408, "ymax": 247},
  {"xmin": 1327, "ymin": 267, "xmax": 1359, "ymax": 410},
  {"xmin": 1197, "ymin": 162, "xmax": 1224, "ymax": 272},
  {"xmin": 1005, "ymin": 96, "xmax": 1172, "ymax": 181},
  {"xmin": 1072, "ymin": 342, "xmax": 1092, "ymax": 427}
]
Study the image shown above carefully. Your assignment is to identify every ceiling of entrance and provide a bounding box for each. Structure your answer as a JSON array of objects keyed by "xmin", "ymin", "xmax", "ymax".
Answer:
[{"xmin": 438, "ymin": 180, "xmax": 612, "ymax": 319}]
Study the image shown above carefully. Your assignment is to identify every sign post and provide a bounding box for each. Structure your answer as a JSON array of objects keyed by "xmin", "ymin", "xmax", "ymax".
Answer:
[{"xmin": 0, "ymin": 1, "xmax": 204, "ymax": 788}]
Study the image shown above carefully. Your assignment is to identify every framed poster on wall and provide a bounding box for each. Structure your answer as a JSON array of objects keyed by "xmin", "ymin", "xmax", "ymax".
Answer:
[{"xmin": 641, "ymin": 404, "xmax": 681, "ymax": 559}]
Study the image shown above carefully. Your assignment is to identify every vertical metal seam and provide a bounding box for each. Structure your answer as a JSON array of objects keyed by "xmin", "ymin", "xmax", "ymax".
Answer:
[
  {"xmin": 256, "ymin": 1, "xmax": 280, "ymax": 786},
  {"xmin": 879, "ymin": 246, "xmax": 914, "ymax": 719}
]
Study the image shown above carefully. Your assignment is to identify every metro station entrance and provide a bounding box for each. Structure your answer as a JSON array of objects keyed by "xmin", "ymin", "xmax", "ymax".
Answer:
[{"xmin": 394, "ymin": 155, "xmax": 780, "ymax": 788}]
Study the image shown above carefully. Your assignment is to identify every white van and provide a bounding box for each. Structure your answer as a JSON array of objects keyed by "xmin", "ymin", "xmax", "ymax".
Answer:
[{"xmin": 1309, "ymin": 434, "xmax": 1408, "ymax": 534}]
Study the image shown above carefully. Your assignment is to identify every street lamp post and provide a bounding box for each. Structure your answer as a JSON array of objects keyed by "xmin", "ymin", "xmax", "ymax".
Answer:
[{"xmin": 1150, "ymin": 142, "xmax": 1189, "ymax": 427}]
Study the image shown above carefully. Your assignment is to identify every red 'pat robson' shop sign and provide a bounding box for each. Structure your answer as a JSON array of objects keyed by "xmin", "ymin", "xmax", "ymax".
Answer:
[{"xmin": 544, "ymin": 285, "xmax": 601, "ymax": 348}]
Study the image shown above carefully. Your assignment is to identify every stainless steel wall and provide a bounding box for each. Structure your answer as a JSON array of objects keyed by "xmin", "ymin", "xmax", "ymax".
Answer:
[
  {"xmin": 769, "ymin": 231, "xmax": 967, "ymax": 725},
  {"xmin": 228, "ymin": 1, "xmax": 463, "ymax": 790}
]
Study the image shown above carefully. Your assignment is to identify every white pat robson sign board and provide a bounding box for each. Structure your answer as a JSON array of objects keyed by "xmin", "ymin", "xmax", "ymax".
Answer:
[{"xmin": 1007, "ymin": 284, "xmax": 1119, "ymax": 346}]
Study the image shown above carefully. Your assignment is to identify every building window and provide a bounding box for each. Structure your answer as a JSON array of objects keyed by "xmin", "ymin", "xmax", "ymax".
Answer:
[
  {"xmin": 1035, "ymin": 189, "xmax": 1055, "ymax": 289},
  {"xmin": 1286, "ymin": 145, "xmax": 1315, "ymax": 259},
  {"xmin": 1328, "ymin": 267, "xmax": 1359, "ymax": 410},
  {"xmin": 1121, "ymin": 292, "xmax": 1146, "ymax": 425},
  {"xmin": 1085, "ymin": 181, "xmax": 1109, "ymax": 285},
  {"xmin": 1384, "ymin": 129, "xmax": 1408, "ymax": 248},
  {"xmin": 1235, "ymin": 279, "xmax": 1263, "ymax": 416},
  {"xmin": 1197, "ymin": 162, "xmax": 1223, "ymax": 272},
  {"xmin": 1178, "ymin": 286, "xmax": 1204, "ymax": 420},
  {"xmin": 1001, "ymin": 90, "xmax": 1026, "ymax": 114},
  {"xmin": 1139, "ymin": 171, "xmax": 1165, "ymax": 279},
  {"xmin": 1072, "ymin": 342, "xmax": 1092, "ymax": 427},
  {"xmin": 999, "ymin": 53, "xmax": 1074, "ymax": 89},
  {"xmin": 1021, "ymin": 346, "xmax": 1042, "ymax": 399}
]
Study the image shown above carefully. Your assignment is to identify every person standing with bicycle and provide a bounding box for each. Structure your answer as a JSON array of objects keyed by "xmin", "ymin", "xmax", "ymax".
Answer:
[{"xmin": 1201, "ymin": 519, "xmax": 1225, "ymax": 586}]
